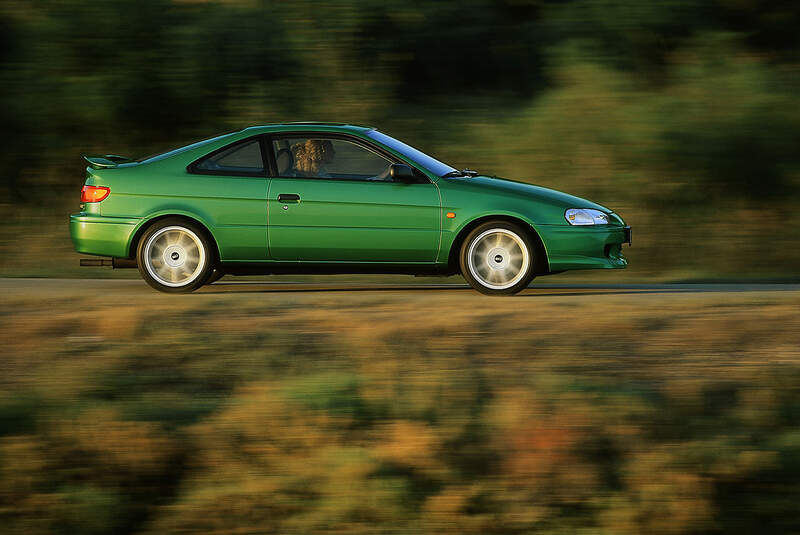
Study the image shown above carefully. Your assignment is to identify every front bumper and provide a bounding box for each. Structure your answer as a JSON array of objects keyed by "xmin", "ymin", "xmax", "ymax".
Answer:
[
  {"xmin": 537, "ymin": 224, "xmax": 630, "ymax": 272},
  {"xmin": 69, "ymin": 213, "xmax": 140, "ymax": 258}
]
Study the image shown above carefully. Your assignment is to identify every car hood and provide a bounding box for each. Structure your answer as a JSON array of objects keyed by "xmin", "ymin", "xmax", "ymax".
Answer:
[{"xmin": 464, "ymin": 175, "xmax": 612, "ymax": 213}]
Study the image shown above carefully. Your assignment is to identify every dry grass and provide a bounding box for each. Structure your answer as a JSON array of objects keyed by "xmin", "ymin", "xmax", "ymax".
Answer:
[{"xmin": 1, "ymin": 283, "xmax": 799, "ymax": 534}]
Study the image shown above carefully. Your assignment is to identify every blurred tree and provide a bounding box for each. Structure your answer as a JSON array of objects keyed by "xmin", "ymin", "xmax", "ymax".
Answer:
[
  {"xmin": 1, "ymin": 0, "xmax": 799, "ymax": 276},
  {"xmin": 353, "ymin": 0, "xmax": 547, "ymax": 99},
  {"xmin": 657, "ymin": 34, "xmax": 800, "ymax": 201}
]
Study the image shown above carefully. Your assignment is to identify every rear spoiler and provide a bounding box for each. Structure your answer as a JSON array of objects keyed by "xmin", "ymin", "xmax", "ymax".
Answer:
[{"xmin": 83, "ymin": 155, "xmax": 134, "ymax": 169}]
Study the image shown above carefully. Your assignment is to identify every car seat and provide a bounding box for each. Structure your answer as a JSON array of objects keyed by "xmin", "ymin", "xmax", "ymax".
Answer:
[{"xmin": 275, "ymin": 148, "xmax": 294, "ymax": 176}]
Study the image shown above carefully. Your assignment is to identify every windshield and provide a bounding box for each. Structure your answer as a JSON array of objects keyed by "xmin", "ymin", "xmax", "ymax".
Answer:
[{"xmin": 367, "ymin": 130, "xmax": 457, "ymax": 177}]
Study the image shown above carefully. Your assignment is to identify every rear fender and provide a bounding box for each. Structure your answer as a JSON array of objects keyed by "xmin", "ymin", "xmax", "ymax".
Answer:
[{"xmin": 127, "ymin": 210, "xmax": 219, "ymax": 259}]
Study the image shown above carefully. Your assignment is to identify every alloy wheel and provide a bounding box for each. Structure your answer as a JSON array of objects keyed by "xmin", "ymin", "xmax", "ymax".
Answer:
[
  {"xmin": 466, "ymin": 228, "xmax": 530, "ymax": 290},
  {"xmin": 143, "ymin": 226, "xmax": 207, "ymax": 287}
]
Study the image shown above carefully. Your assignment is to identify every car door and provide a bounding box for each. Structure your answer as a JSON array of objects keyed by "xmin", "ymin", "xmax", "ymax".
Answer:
[
  {"xmin": 185, "ymin": 136, "xmax": 269, "ymax": 260},
  {"xmin": 266, "ymin": 134, "xmax": 441, "ymax": 262}
]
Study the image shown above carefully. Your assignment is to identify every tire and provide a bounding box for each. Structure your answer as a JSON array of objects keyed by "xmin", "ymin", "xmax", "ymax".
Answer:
[
  {"xmin": 459, "ymin": 221, "xmax": 536, "ymax": 295},
  {"xmin": 204, "ymin": 269, "xmax": 225, "ymax": 284},
  {"xmin": 136, "ymin": 218, "xmax": 215, "ymax": 293}
]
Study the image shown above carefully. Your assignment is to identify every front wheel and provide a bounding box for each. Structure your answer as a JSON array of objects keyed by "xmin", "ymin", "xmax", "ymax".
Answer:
[
  {"xmin": 137, "ymin": 219, "xmax": 214, "ymax": 293},
  {"xmin": 459, "ymin": 221, "xmax": 536, "ymax": 295}
]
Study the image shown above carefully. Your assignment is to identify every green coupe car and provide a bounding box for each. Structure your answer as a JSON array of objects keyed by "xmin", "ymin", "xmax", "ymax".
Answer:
[{"xmin": 70, "ymin": 122, "xmax": 630, "ymax": 295}]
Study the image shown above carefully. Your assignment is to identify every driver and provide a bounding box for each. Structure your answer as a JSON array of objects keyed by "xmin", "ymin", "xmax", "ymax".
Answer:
[{"xmin": 292, "ymin": 139, "xmax": 335, "ymax": 178}]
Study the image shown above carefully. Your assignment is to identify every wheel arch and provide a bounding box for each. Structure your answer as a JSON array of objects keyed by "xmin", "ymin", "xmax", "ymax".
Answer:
[
  {"xmin": 127, "ymin": 212, "xmax": 220, "ymax": 262},
  {"xmin": 446, "ymin": 214, "xmax": 550, "ymax": 275}
]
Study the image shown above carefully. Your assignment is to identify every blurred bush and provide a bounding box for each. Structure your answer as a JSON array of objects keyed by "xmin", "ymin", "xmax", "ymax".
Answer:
[
  {"xmin": 0, "ymin": 0, "xmax": 798, "ymax": 279},
  {"xmin": 1, "ymin": 293, "xmax": 800, "ymax": 533}
]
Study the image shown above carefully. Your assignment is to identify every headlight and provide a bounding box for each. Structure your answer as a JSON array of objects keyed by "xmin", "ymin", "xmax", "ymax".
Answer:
[{"xmin": 565, "ymin": 208, "xmax": 609, "ymax": 225}]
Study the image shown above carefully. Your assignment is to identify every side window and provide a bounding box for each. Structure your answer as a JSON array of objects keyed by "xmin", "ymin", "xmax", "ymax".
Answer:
[
  {"xmin": 272, "ymin": 137, "xmax": 394, "ymax": 181},
  {"xmin": 192, "ymin": 139, "xmax": 264, "ymax": 175}
]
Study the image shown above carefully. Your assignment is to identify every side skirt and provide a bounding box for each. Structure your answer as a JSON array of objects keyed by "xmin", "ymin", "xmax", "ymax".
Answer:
[{"xmin": 220, "ymin": 262, "xmax": 455, "ymax": 276}]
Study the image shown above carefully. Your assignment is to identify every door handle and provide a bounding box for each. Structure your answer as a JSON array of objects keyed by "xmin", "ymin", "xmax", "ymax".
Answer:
[{"xmin": 277, "ymin": 193, "xmax": 301, "ymax": 203}]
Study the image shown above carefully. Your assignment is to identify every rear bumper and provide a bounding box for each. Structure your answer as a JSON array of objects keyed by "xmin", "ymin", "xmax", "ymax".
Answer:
[
  {"xmin": 69, "ymin": 213, "xmax": 140, "ymax": 258},
  {"xmin": 538, "ymin": 224, "xmax": 629, "ymax": 272}
]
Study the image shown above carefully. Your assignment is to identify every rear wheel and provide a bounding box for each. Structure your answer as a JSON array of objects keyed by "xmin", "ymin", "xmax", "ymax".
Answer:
[
  {"xmin": 459, "ymin": 221, "xmax": 536, "ymax": 295},
  {"xmin": 137, "ymin": 219, "xmax": 214, "ymax": 293}
]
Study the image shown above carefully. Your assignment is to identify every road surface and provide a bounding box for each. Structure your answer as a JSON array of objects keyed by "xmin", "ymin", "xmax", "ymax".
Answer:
[{"xmin": 2, "ymin": 278, "xmax": 800, "ymax": 298}]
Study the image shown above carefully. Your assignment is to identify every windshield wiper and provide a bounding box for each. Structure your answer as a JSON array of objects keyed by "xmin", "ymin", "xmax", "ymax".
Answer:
[{"xmin": 441, "ymin": 169, "xmax": 479, "ymax": 178}]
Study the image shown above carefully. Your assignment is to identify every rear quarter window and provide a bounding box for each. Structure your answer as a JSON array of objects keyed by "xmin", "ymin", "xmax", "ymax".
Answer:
[{"xmin": 190, "ymin": 139, "xmax": 265, "ymax": 176}]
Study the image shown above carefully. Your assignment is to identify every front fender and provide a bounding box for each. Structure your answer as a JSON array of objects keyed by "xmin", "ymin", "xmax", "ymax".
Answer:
[{"xmin": 439, "ymin": 210, "xmax": 551, "ymax": 270}]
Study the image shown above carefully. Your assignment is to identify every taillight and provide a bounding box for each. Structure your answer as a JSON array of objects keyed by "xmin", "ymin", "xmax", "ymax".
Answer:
[{"xmin": 81, "ymin": 185, "xmax": 110, "ymax": 203}]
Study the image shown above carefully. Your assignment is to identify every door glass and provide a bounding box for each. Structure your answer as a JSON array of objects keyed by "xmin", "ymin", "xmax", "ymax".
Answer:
[{"xmin": 272, "ymin": 137, "xmax": 393, "ymax": 180}]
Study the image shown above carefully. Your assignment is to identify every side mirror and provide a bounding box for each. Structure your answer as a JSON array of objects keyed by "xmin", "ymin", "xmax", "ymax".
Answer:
[{"xmin": 390, "ymin": 163, "xmax": 418, "ymax": 183}]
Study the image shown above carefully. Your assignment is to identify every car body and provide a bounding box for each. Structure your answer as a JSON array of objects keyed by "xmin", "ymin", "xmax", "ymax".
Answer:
[{"xmin": 70, "ymin": 122, "xmax": 630, "ymax": 294}]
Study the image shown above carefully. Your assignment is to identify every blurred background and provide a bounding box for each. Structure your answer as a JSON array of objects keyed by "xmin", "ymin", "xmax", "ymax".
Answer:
[
  {"xmin": 1, "ymin": 0, "xmax": 799, "ymax": 279},
  {"xmin": 2, "ymin": 1, "xmax": 800, "ymax": 534}
]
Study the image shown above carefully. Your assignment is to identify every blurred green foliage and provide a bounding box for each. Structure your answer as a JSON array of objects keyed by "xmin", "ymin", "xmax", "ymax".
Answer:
[{"xmin": 0, "ymin": 0, "xmax": 799, "ymax": 279}]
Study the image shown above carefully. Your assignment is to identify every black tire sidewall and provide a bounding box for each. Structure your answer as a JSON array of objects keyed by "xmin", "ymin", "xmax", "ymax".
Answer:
[
  {"xmin": 459, "ymin": 221, "xmax": 536, "ymax": 296},
  {"xmin": 204, "ymin": 269, "xmax": 225, "ymax": 285},
  {"xmin": 136, "ymin": 218, "xmax": 215, "ymax": 293}
]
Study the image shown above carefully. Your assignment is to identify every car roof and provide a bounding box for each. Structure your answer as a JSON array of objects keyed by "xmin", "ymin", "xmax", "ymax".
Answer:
[
  {"xmin": 240, "ymin": 122, "xmax": 375, "ymax": 135},
  {"xmin": 136, "ymin": 123, "xmax": 378, "ymax": 165}
]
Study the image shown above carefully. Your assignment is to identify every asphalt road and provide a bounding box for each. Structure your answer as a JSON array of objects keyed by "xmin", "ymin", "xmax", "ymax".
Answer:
[{"xmin": 2, "ymin": 278, "xmax": 800, "ymax": 298}]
